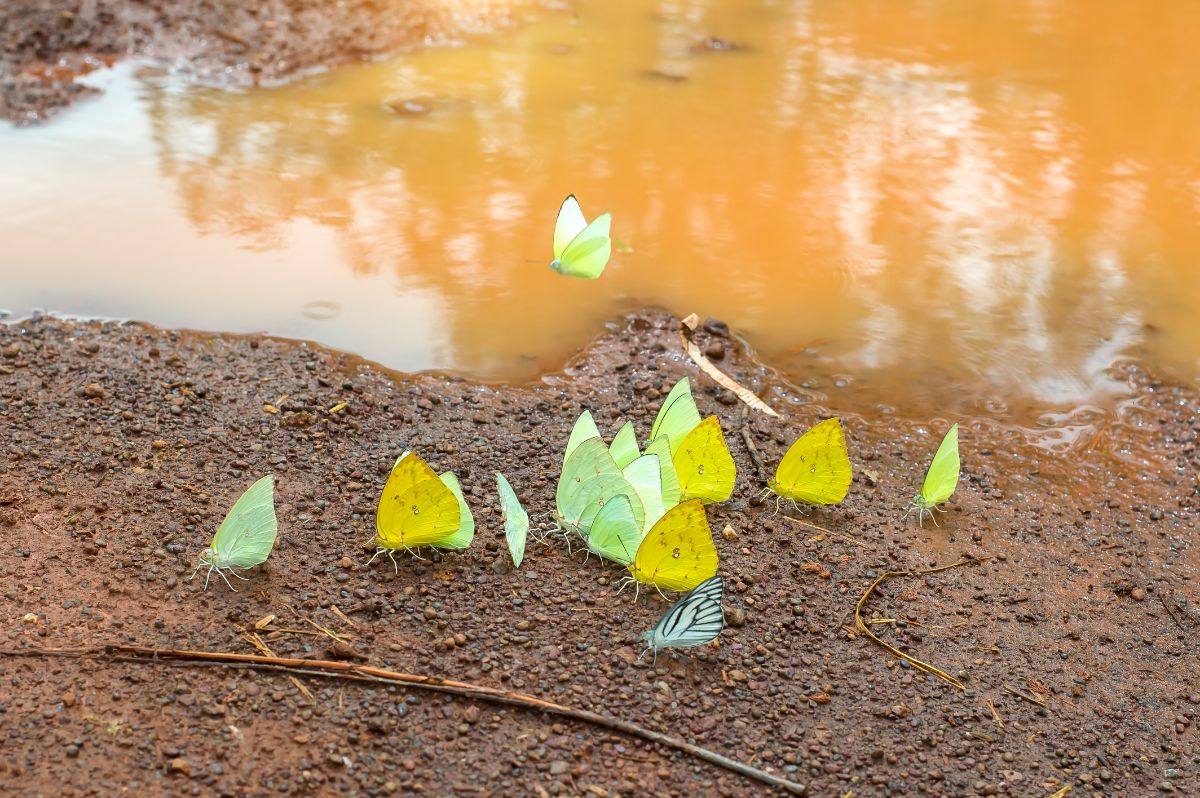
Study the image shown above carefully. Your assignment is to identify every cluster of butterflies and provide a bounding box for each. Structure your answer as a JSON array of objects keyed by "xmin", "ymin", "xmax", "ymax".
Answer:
[{"xmin": 192, "ymin": 366, "xmax": 962, "ymax": 657}]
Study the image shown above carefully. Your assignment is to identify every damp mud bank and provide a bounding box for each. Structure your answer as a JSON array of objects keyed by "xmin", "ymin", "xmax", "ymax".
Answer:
[
  {"xmin": 0, "ymin": 0, "xmax": 531, "ymax": 124},
  {"xmin": 0, "ymin": 312, "xmax": 1197, "ymax": 797}
]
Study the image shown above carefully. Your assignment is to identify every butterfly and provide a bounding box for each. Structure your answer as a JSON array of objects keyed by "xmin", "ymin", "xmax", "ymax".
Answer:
[
  {"xmin": 191, "ymin": 474, "xmax": 278, "ymax": 591},
  {"xmin": 585, "ymin": 493, "xmax": 644, "ymax": 565},
  {"xmin": 906, "ymin": 423, "xmax": 960, "ymax": 526},
  {"xmin": 609, "ymin": 420, "xmax": 640, "ymax": 469},
  {"xmin": 642, "ymin": 574, "xmax": 725, "ymax": 660},
  {"xmin": 550, "ymin": 195, "xmax": 612, "ymax": 279},
  {"xmin": 625, "ymin": 499, "xmax": 719, "ymax": 593},
  {"xmin": 495, "ymin": 472, "xmax": 530, "ymax": 567},
  {"xmin": 370, "ymin": 450, "xmax": 473, "ymax": 570},
  {"xmin": 649, "ymin": 377, "xmax": 703, "ymax": 457},
  {"xmin": 556, "ymin": 432, "xmax": 645, "ymax": 540},
  {"xmin": 673, "ymin": 415, "xmax": 736, "ymax": 504},
  {"xmin": 644, "ymin": 436, "xmax": 681, "ymax": 510},
  {"xmin": 763, "ymin": 417, "xmax": 852, "ymax": 511}
]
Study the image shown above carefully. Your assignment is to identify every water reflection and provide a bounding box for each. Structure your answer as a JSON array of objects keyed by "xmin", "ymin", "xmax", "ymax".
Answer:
[{"xmin": 2, "ymin": 0, "xmax": 1199, "ymax": 419}]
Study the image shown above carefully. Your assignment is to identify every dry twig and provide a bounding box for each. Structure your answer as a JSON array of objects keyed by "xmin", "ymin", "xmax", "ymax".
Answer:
[
  {"xmin": 854, "ymin": 558, "xmax": 988, "ymax": 690},
  {"xmin": 2, "ymin": 645, "xmax": 807, "ymax": 796},
  {"xmin": 679, "ymin": 313, "xmax": 779, "ymax": 418}
]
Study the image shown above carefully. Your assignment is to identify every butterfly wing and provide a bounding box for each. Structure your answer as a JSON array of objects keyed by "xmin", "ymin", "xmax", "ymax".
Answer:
[
  {"xmin": 436, "ymin": 471, "xmax": 475, "ymax": 549},
  {"xmin": 556, "ymin": 437, "xmax": 646, "ymax": 535},
  {"xmin": 673, "ymin": 416, "xmax": 736, "ymax": 504},
  {"xmin": 920, "ymin": 423, "xmax": 960, "ymax": 506},
  {"xmin": 649, "ymin": 377, "xmax": 702, "ymax": 457},
  {"xmin": 553, "ymin": 195, "xmax": 589, "ymax": 261},
  {"xmin": 564, "ymin": 409, "xmax": 602, "ymax": 469},
  {"xmin": 555, "ymin": 212, "xmax": 612, "ymax": 279},
  {"xmin": 585, "ymin": 493, "xmax": 642, "ymax": 565},
  {"xmin": 609, "ymin": 421, "xmax": 640, "ymax": 469},
  {"xmin": 376, "ymin": 452, "xmax": 462, "ymax": 549},
  {"xmin": 770, "ymin": 417, "xmax": 852, "ymax": 505},
  {"xmin": 211, "ymin": 474, "xmax": 278, "ymax": 569},
  {"xmin": 644, "ymin": 436, "xmax": 681, "ymax": 511},
  {"xmin": 630, "ymin": 500, "xmax": 718, "ymax": 592},
  {"xmin": 646, "ymin": 575, "xmax": 725, "ymax": 650},
  {"xmin": 622, "ymin": 453, "xmax": 665, "ymax": 531},
  {"xmin": 495, "ymin": 471, "xmax": 529, "ymax": 567}
]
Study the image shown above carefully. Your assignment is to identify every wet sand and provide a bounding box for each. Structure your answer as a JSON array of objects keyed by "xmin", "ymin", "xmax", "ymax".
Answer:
[
  {"xmin": 0, "ymin": 312, "xmax": 1196, "ymax": 797},
  {"xmin": 0, "ymin": 0, "xmax": 528, "ymax": 124}
]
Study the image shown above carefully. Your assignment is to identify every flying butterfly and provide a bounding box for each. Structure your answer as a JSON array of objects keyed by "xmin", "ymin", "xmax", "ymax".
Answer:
[
  {"xmin": 625, "ymin": 499, "xmax": 719, "ymax": 594},
  {"xmin": 673, "ymin": 415, "xmax": 736, "ymax": 504},
  {"xmin": 191, "ymin": 474, "xmax": 278, "ymax": 591},
  {"xmin": 495, "ymin": 471, "xmax": 530, "ymax": 567},
  {"xmin": 550, "ymin": 195, "xmax": 612, "ymax": 279},
  {"xmin": 370, "ymin": 450, "xmax": 471, "ymax": 570},
  {"xmin": 642, "ymin": 574, "xmax": 725, "ymax": 661},
  {"xmin": 763, "ymin": 417, "xmax": 852, "ymax": 510},
  {"xmin": 906, "ymin": 423, "xmax": 960, "ymax": 526}
]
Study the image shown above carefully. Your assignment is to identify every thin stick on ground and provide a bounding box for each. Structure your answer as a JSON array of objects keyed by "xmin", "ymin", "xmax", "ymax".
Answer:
[
  {"xmin": 1, "ymin": 645, "xmax": 807, "ymax": 796},
  {"xmin": 853, "ymin": 557, "xmax": 989, "ymax": 690},
  {"xmin": 780, "ymin": 515, "xmax": 872, "ymax": 548},
  {"xmin": 1003, "ymin": 684, "xmax": 1048, "ymax": 708},
  {"xmin": 679, "ymin": 312, "xmax": 779, "ymax": 418},
  {"xmin": 984, "ymin": 698, "xmax": 1005, "ymax": 732},
  {"xmin": 739, "ymin": 426, "xmax": 766, "ymax": 477},
  {"xmin": 242, "ymin": 633, "xmax": 313, "ymax": 700}
]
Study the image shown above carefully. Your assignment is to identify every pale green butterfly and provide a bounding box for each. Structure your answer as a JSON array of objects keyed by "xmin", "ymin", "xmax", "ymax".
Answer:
[
  {"xmin": 550, "ymin": 195, "xmax": 612, "ymax": 279},
  {"xmin": 643, "ymin": 436, "xmax": 682, "ymax": 511},
  {"xmin": 609, "ymin": 421, "xmax": 640, "ymax": 469},
  {"xmin": 906, "ymin": 423, "xmax": 960, "ymax": 526},
  {"xmin": 555, "ymin": 436, "xmax": 646, "ymax": 538},
  {"xmin": 564, "ymin": 409, "xmax": 602, "ymax": 467},
  {"xmin": 649, "ymin": 377, "xmax": 702, "ymax": 457},
  {"xmin": 192, "ymin": 474, "xmax": 278, "ymax": 591},
  {"xmin": 495, "ymin": 472, "xmax": 529, "ymax": 568},
  {"xmin": 585, "ymin": 493, "xmax": 643, "ymax": 565},
  {"xmin": 622, "ymin": 453, "xmax": 665, "ymax": 532},
  {"xmin": 437, "ymin": 470, "xmax": 476, "ymax": 549}
]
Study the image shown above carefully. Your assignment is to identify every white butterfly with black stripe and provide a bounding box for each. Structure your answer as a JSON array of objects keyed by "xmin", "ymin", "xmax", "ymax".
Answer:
[{"xmin": 641, "ymin": 575, "xmax": 725, "ymax": 659}]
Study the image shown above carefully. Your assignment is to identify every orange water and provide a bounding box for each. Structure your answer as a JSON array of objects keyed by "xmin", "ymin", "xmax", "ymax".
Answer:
[{"xmin": 2, "ymin": 0, "xmax": 1199, "ymax": 422}]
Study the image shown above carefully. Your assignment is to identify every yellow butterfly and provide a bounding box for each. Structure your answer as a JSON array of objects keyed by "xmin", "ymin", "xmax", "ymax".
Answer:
[
  {"xmin": 370, "ymin": 451, "xmax": 472, "ymax": 570},
  {"xmin": 626, "ymin": 500, "xmax": 719, "ymax": 593},
  {"xmin": 764, "ymin": 417, "xmax": 852, "ymax": 509},
  {"xmin": 672, "ymin": 416, "xmax": 736, "ymax": 504}
]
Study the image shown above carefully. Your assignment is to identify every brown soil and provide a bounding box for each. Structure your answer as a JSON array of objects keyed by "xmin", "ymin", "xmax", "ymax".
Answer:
[
  {"xmin": 0, "ymin": 312, "xmax": 1197, "ymax": 797},
  {"xmin": 0, "ymin": 0, "xmax": 528, "ymax": 124}
]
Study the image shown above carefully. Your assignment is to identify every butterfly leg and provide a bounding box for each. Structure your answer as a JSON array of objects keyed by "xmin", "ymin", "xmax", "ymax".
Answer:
[
  {"xmin": 387, "ymin": 550, "xmax": 401, "ymax": 573},
  {"xmin": 202, "ymin": 563, "xmax": 216, "ymax": 591},
  {"xmin": 214, "ymin": 566, "xmax": 239, "ymax": 592},
  {"xmin": 366, "ymin": 548, "xmax": 384, "ymax": 567}
]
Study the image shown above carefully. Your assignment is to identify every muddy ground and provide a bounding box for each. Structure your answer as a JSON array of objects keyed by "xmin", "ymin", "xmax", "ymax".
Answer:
[
  {"xmin": 0, "ymin": 312, "xmax": 1197, "ymax": 797},
  {"xmin": 0, "ymin": 0, "xmax": 531, "ymax": 124}
]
